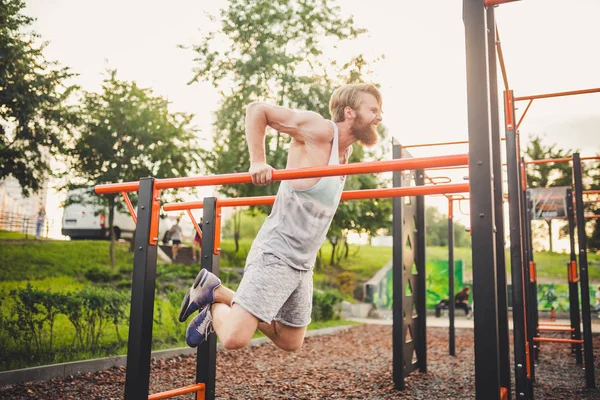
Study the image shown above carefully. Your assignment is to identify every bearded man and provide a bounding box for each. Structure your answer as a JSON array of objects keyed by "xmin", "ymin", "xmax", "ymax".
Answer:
[{"xmin": 179, "ymin": 83, "xmax": 383, "ymax": 351}]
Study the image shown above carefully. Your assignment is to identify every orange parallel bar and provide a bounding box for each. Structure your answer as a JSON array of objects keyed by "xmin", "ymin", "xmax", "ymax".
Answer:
[
  {"xmin": 148, "ymin": 383, "xmax": 205, "ymax": 400},
  {"xmin": 162, "ymin": 183, "xmax": 470, "ymax": 212},
  {"xmin": 95, "ymin": 154, "xmax": 469, "ymax": 195},
  {"xmin": 537, "ymin": 326, "xmax": 574, "ymax": 332},
  {"xmin": 539, "ymin": 323, "xmax": 571, "ymax": 327},
  {"xmin": 586, "ymin": 215, "xmax": 600, "ymax": 219},
  {"xmin": 515, "ymin": 87, "xmax": 600, "ymax": 102},
  {"xmin": 533, "ymin": 337, "xmax": 584, "ymax": 344},
  {"xmin": 585, "ymin": 190, "xmax": 600, "ymax": 195},
  {"xmin": 121, "ymin": 192, "xmax": 137, "ymax": 224}
]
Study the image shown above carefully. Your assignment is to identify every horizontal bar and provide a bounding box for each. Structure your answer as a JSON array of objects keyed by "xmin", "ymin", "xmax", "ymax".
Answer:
[
  {"xmin": 537, "ymin": 326, "xmax": 574, "ymax": 332},
  {"xmin": 162, "ymin": 183, "xmax": 470, "ymax": 211},
  {"xmin": 585, "ymin": 190, "xmax": 600, "ymax": 195},
  {"xmin": 524, "ymin": 156, "xmax": 600, "ymax": 165},
  {"xmin": 538, "ymin": 323, "xmax": 572, "ymax": 327},
  {"xmin": 485, "ymin": 0, "xmax": 520, "ymax": 6},
  {"xmin": 533, "ymin": 338, "xmax": 584, "ymax": 344},
  {"xmin": 148, "ymin": 383, "xmax": 205, "ymax": 400},
  {"xmin": 515, "ymin": 88, "xmax": 600, "ymax": 102},
  {"xmin": 95, "ymin": 154, "xmax": 469, "ymax": 195},
  {"xmin": 402, "ymin": 138, "xmax": 505, "ymax": 149}
]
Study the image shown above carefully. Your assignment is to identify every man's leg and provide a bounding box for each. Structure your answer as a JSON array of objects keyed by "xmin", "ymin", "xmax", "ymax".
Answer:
[{"xmin": 210, "ymin": 285, "xmax": 306, "ymax": 351}]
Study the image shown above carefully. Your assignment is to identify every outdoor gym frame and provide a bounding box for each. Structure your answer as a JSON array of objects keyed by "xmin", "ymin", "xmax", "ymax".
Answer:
[
  {"xmin": 95, "ymin": 153, "xmax": 469, "ymax": 400},
  {"xmin": 92, "ymin": 1, "xmax": 600, "ymax": 399}
]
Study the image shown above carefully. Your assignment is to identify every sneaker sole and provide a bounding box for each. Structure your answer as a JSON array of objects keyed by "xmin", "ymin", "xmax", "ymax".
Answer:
[{"xmin": 178, "ymin": 269, "xmax": 208, "ymax": 322}]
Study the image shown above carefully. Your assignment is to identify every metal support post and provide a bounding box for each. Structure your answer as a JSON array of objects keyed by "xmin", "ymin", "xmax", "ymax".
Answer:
[
  {"xmin": 448, "ymin": 199, "xmax": 455, "ymax": 357},
  {"xmin": 124, "ymin": 178, "xmax": 159, "ymax": 400},
  {"xmin": 416, "ymin": 169, "xmax": 427, "ymax": 373},
  {"xmin": 463, "ymin": 1, "xmax": 501, "ymax": 398},
  {"xmin": 566, "ymin": 188, "xmax": 583, "ymax": 364},
  {"xmin": 487, "ymin": 9, "xmax": 510, "ymax": 396},
  {"xmin": 196, "ymin": 197, "xmax": 220, "ymax": 400},
  {"xmin": 504, "ymin": 92, "xmax": 531, "ymax": 400},
  {"xmin": 572, "ymin": 153, "xmax": 596, "ymax": 388}
]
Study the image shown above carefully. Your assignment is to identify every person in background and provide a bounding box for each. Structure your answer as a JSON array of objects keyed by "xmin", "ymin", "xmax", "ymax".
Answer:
[
  {"xmin": 35, "ymin": 206, "xmax": 46, "ymax": 239},
  {"xmin": 435, "ymin": 286, "xmax": 472, "ymax": 319},
  {"xmin": 169, "ymin": 218, "xmax": 184, "ymax": 261}
]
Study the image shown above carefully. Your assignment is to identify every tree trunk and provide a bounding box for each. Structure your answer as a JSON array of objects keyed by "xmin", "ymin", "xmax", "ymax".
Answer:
[
  {"xmin": 329, "ymin": 237, "xmax": 337, "ymax": 266},
  {"xmin": 109, "ymin": 195, "xmax": 116, "ymax": 268},
  {"xmin": 546, "ymin": 219, "xmax": 553, "ymax": 253}
]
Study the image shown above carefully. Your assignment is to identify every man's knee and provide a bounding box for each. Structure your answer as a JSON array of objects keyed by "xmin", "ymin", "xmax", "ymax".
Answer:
[
  {"xmin": 221, "ymin": 331, "xmax": 253, "ymax": 350},
  {"xmin": 277, "ymin": 336, "xmax": 304, "ymax": 352}
]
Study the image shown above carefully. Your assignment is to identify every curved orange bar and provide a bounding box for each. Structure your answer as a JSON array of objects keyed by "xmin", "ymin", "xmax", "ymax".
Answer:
[
  {"xmin": 162, "ymin": 183, "xmax": 470, "ymax": 211},
  {"xmin": 148, "ymin": 383, "xmax": 205, "ymax": 400},
  {"xmin": 95, "ymin": 154, "xmax": 469, "ymax": 195}
]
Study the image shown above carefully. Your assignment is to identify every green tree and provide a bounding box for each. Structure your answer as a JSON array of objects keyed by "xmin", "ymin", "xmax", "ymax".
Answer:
[
  {"xmin": 588, "ymin": 159, "xmax": 600, "ymax": 252},
  {"xmin": 68, "ymin": 70, "xmax": 200, "ymax": 267},
  {"xmin": 0, "ymin": 0, "xmax": 77, "ymax": 195},
  {"xmin": 425, "ymin": 206, "xmax": 470, "ymax": 248},
  {"xmin": 187, "ymin": 0, "xmax": 389, "ymax": 254},
  {"xmin": 525, "ymin": 135, "xmax": 574, "ymax": 252}
]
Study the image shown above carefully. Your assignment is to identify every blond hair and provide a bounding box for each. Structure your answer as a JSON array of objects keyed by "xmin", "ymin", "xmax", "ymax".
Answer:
[{"xmin": 329, "ymin": 83, "xmax": 382, "ymax": 122}]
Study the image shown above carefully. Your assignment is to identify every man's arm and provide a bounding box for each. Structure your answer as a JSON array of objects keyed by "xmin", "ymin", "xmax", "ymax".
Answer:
[{"xmin": 244, "ymin": 102, "xmax": 332, "ymax": 185}]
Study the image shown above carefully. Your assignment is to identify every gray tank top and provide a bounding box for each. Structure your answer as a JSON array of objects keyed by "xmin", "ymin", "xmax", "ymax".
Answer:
[{"xmin": 252, "ymin": 121, "xmax": 349, "ymax": 271}]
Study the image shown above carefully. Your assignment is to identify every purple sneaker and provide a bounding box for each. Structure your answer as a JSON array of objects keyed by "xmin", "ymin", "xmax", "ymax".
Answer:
[
  {"xmin": 186, "ymin": 305, "xmax": 214, "ymax": 348},
  {"xmin": 179, "ymin": 268, "xmax": 221, "ymax": 322}
]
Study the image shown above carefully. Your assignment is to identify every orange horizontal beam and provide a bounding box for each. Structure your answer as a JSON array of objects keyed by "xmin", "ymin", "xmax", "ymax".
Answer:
[
  {"xmin": 95, "ymin": 154, "xmax": 469, "ymax": 195},
  {"xmin": 402, "ymin": 138, "xmax": 505, "ymax": 149},
  {"xmin": 585, "ymin": 215, "xmax": 600, "ymax": 219},
  {"xmin": 485, "ymin": 0, "xmax": 520, "ymax": 6},
  {"xmin": 533, "ymin": 337, "xmax": 583, "ymax": 344},
  {"xmin": 524, "ymin": 156, "xmax": 600, "ymax": 165},
  {"xmin": 515, "ymin": 88, "xmax": 600, "ymax": 102},
  {"xmin": 148, "ymin": 383, "xmax": 205, "ymax": 400},
  {"xmin": 162, "ymin": 183, "xmax": 470, "ymax": 212},
  {"xmin": 537, "ymin": 326, "xmax": 574, "ymax": 332},
  {"xmin": 585, "ymin": 190, "xmax": 600, "ymax": 195}
]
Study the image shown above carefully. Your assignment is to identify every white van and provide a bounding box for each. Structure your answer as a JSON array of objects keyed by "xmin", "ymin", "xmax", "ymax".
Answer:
[
  {"xmin": 62, "ymin": 188, "xmax": 172, "ymax": 241},
  {"xmin": 61, "ymin": 188, "xmax": 137, "ymax": 240}
]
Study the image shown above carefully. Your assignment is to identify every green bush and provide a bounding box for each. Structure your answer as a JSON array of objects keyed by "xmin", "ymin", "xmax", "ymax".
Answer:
[
  {"xmin": 334, "ymin": 272, "xmax": 356, "ymax": 297},
  {"xmin": 312, "ymin": 290, "xmax": 343, "ymax": 322}
]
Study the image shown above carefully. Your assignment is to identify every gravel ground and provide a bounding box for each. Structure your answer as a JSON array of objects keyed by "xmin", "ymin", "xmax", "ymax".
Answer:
[{"xmin": 1, "ymin": 325, "xmax": 600, "ymax": 399}]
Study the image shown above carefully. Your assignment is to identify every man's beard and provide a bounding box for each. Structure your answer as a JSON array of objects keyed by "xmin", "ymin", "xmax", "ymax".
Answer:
[{"xmin": 350, "ymin": 113, "xmax": 379, "ymax": 147}]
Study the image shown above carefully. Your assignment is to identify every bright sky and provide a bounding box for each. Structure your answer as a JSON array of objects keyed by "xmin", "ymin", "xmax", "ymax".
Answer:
[{"xmin": 25, "ymin": 0, "xmax": 600, "ymax": 241}]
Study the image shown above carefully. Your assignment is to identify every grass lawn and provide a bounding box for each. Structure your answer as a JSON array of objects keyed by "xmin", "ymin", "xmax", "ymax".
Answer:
[{"xmin": 0, "ymin": 230, "xmax": 29, "ymax": 239}]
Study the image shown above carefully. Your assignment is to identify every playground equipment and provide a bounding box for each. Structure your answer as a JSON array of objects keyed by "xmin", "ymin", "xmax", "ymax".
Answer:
[
  {"xmin": 95, "ymin": 152, "xmax": 469, "ymax": 400},
  {"xmin": 92, "ymin": 1, "xmax": 600, "ymax": 399}
]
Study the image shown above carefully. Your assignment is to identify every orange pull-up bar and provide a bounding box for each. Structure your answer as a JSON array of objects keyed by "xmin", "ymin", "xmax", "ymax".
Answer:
[
  {"xmin": 148, "ymin": 383, "xmax": 205, "ymax": 400},
  {"xmin": 95, "ymin": 154, "xmax": 469, "ymax": 195},
  {"xmin": 515, "ymin": 88, "xmax": 600, "ymax": 102},
  {"xmin": 163, "ymin": 183, "xmax": 470, "ymax": 212},
  {"xmin": 533, "ymin": 337, "xmax": 584, "ymax": 344}
]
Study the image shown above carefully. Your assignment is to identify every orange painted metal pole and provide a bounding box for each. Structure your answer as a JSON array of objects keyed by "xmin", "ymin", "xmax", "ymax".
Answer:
[
  {"xmin": 533, "ymin": 337, "xmax": 584, "ymax": 344},
  {"xmin": 163, "ymin": 183, "xmax": 470, "ymax": 212},
  {"xmin": 121, "ymin": 192, "xmax": 137, "ymax": 224},
  {"xmin": 95, "ymin": 154, "xmax": 469, "ymax": 195},
  {"xmin": 148, "ymin": 383, "xmax": 205, "ymax": 400},
  {"xmin": 186, "ymin": 209, "xmax": 203, "ymax": 240},
  {"xmin": 585, "ymin": 190, "xmax": 600, "ymax": 195},
  {"xmin": 485, "ymin": 0, "xmax": 520, "ymax": 6},
  {"xmin": 495, "ymin": 26, "xmax": 510, "ymax": 91},
  {"xmin": 402, "ymin": 140, "xmax": 469, "ymax": 149},
  {"xmin": 516, "ymin": 99, "xmax": 533, "ymax": 131},
  {"xmin": 515, "ymin": 87, "xmax": 600, "ymax": 102},
  {"xmin": 537, "ymin": 326, "xmax": 574, "ymax": 332},
  {"xmin": 585, "ymin": 215, "xmax": 600, "ymax": 219}
]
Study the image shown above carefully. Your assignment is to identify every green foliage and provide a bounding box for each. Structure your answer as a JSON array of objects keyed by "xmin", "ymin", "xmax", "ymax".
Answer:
[
  {"xmin": 188, "ymin": 0, "xmax": 390, "ymax": 252},
  {"xmin": 312, "ymin": 290, "xmax": 343, "ymax": 322},
  {"xmin": 425, "ymin": 206, "xmax": 470, "ymax": 247},
  {"xmin": 0, "ymin": 240, "xmax": 133, "ymax": 282},
  {"xmin": 0, "ymin": 0, "xmax": 78, "ymax": 195},
  {"xmin": 334, "ymin": 271, "xmax": 357, "ymax": 297},
  {"xmin": 67, "ymin": 69, "xmax": 201, "ymax": 266},
  {"xmin": 524, "ymin": 135, "xmax": 575, "ymax": 252},
  {"xmin": 0, "ymin": 230, "xmax": 28, "ymax": 239}
]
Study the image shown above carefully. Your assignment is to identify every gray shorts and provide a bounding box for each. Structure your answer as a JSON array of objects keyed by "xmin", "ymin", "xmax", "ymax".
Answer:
[{"xmin": 232, "ymin": 248, "xmax": 313, "ymax": 327}]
